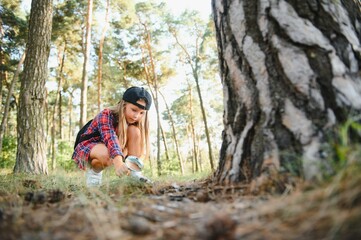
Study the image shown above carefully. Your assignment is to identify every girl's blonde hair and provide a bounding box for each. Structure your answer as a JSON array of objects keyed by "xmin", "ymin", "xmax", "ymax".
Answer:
[{"xmin": 109, "ymin": 100, "xmax": 150, "ymax": 160}]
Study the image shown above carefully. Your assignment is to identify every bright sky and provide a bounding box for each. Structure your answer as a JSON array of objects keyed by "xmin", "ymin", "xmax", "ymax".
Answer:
[
  {"xmin": 160, "ymin": 0, "xmax": 212, "ymax": 20},
  {"xmin": 22, "ymin": 0, "xmax": 213, "ymax": 18}
]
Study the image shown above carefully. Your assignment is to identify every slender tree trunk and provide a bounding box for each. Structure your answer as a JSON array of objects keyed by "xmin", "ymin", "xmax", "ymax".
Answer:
[
  {"xmin": 58, "ymin": 45, "xmax": 65, "ymax": 140},
  {"xmin": 141, "ymin": 54, "xmax": 162, "ymax": 175},
  {"xmin": 68, "ymin": 90, "xmax": 73, "ymax": 141},
  {"xmin": 97, "ymin": 0, "xmax": 110, "ymax": 112},
  {"xmin": 0, "ymin": 52, "xmax": 25, "ymax": 156},
  {"xmin": 46, "ymin": 89, "xmax": 50, "ymax": 156},
  {"xmin": 80, "ymin": 0, "xmax": 93, "ymax": 127},
  {"xmin": 199, "ymin": 143, "xmax": 203, "ymax": 172},
  {"xmin": 171, "ymin": 27, "xmax": 215, "ymax": 171},
  {"xmin": 160, "ymin": 124, "xmax": 170, "ymax": 162},
  {"xmin": 5, "ymin": 97, "xmax": 14, "ymax": 136},
  {"xmin": 212, "ymin": 0, "xmax": 361, "ymax": 183},
  {"xmin": 155, "ymin": 91, "xmax": 162, "ymax": 175},
  {"xmin": 0, "ymin": 18, "xmax": 4, "ymax": 112},
  {"xmin": 59, "ymin": 86, "xmax": 63, "ymax": 139},
  {"xmin": 186, "ymin": 125, "xmax": 195, "ymax": 172},
  {"xmin": 193, "ymin": 73, "xmax": 214, "ymax": 170},
  {"xmin": 14, "ymin": 0, "xmax": 53, "ymax": 174},
  {"xmin": 159, "ymin": 90, "xmax": 184, "ymax": 174},
  {"xmin": 51, "ymin": 120, "xmax": 56, "ymax": 170},
  {"xmin": 139, "ymin": 20, "xmax": 163, "ymax": 176},
  {"xmin": 51, "ymin": 43, "xmax": 66, "ymax": 170},
  {"xmin": 188, "ymin": 80, "xmax": 199, "ymax": 172}
]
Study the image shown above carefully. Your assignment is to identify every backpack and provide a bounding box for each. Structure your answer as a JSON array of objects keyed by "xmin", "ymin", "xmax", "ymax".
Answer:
[{"xmin": 74, "ymin": 119, "xmax": 100, "ymax": 149}]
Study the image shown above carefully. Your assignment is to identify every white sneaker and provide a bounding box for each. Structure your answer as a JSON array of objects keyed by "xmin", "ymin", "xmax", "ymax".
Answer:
[
  {"xmin": 124, "ymin": 156, "xmax": 152, "ymax": 183},
  {"xmin": 130, "ymin": 170, "xmax": 152, "ymax": 184},
  {"xmin": 86, "ymin": 169, "xmax": 103, "ymax": 187}
]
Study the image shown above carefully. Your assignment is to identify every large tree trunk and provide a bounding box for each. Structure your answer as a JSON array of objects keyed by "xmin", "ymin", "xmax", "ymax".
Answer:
[
  {"xmin": 14, "ymin": 0, "xmax": 53, "ymax": 174},
  {"xmin": 212, "ymin": 0, "xmax": 361, "ymax": 183},
  {"xmin": 80, "ymin": 0, "xmax": 93, "ymax": 127}
]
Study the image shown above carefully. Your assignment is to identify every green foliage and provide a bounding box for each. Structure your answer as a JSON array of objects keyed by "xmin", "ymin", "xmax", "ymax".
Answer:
[
  {"xmin": 160, "ymin": 155, "xmax": 181, "ymax": 175},
  {"xmin": 52, "ymin": 0, "xmax": 83, "ymax": 42},
  {"xmin": 0, "ymin": 136, "xmax": 17, "ymax": 168},
  {"xmin": 0, "ymin": 4, "xmax": 28, "ymax": 53},
  {"xmin": 55, "ymin": 140, "xmax": 77, "ymax": 171},
  {"xmin": 332, "ymin": 118, "xmax": 361, "ymax": 170},
  {"xmin": 279, "ymin": 151, "xmax": 304, "ymax": 177}
]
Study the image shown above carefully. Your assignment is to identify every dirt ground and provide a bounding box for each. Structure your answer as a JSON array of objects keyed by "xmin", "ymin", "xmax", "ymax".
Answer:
[{"xmin": 0, "ymin": 170, "xmax": 361, "ymax": 240}]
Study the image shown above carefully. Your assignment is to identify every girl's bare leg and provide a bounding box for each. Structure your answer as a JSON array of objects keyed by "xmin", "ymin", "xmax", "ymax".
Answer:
[
  {"xmin": 88, "ymin": 125, "xmax": 142, "ymax": 172},
  {"xmin": 89, "ymin": 143, "xmax": 112, "ymax": 172},
  {"xmin": 125, "ymin": 125, "xmax": 142, "ymax": 170}
]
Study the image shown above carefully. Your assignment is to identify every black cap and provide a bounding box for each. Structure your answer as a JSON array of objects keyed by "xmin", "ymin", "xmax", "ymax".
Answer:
[{"xmin": 122, "ymin": 87, "xmax": 152, "ymax": 110}]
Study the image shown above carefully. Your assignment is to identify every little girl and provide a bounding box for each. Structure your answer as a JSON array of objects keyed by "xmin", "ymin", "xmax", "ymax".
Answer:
[{"xmin": 72, "ymin": 86, "xmax": 152, "ymax": 186}]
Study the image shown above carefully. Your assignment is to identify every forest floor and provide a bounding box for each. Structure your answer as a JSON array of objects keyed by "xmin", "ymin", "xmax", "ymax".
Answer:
[{"xmin": 0, "ymin": 163, "xmax": 361, "ymax": 240}]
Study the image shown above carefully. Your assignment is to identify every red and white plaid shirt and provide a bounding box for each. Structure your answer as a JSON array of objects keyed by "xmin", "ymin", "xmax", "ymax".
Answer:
[{"xmin": 72, "ymin": 109, "xmax": 123, "ymax": 170}]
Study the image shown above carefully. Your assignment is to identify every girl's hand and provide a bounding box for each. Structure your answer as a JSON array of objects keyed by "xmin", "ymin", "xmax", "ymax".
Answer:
[{"xmin": 113, "ymin": 156, "xmax": 130, "ymax": 176}]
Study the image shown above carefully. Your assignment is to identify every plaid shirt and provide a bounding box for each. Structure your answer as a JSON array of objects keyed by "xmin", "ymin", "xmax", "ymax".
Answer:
[{"xmin": 72, "ymin": 109, "xmax": 123, "ymax": 170}]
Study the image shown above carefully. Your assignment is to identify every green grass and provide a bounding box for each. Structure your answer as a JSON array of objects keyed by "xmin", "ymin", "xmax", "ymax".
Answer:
[{"xmin": 0, "ymin": 166, "xmax": 212, "ymax": 200}]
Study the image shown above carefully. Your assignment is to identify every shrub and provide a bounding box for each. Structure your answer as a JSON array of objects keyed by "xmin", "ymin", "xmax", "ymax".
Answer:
[
  {"xmin": 0, "ymin": 136, "xmax": 17, "ymax": 169},
  {"xmin": 56, "ymin": 140, "xmax": 77, "ymax": 171}
]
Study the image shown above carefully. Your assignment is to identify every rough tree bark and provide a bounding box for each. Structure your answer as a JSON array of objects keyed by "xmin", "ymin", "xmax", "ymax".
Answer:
[
  {"xmin": 212, "ymin": 0, "xmax": 361, "ymax": 183},
  {"xmin": 14, "ymin": 0, "xmax": 53, "ymax": 174}
]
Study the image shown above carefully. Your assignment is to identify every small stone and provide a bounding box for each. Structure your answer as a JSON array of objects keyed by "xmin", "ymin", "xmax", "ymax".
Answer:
[
  {"xmin": 34, "ymin": 191, "xmax": 47, "ymax": 204},
  {"xmin": 202, "ymin": 212, "xmax": 237, "ymax": 240},
  {"xmin": 124, "ymin": 216, "xmax": 152, "ymax": 235},
  {"xmin": 195, "ymin": 190, "xmax": 210, "ymax": 202},
  {"xmin": 24, "ymin": 192, "xmax": 34, "ymax": 202},
  {"xmin": 48, "ymin": 189, "xmax": 65, "ymax": 203}
]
